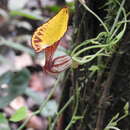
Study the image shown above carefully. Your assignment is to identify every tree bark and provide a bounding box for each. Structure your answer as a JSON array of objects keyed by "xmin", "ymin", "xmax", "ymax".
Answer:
[
  {"xmin": 56, "ymin": 0, "xmax": 65, "ymax": 6},
  {"xmin": 59, "ymin": 0, "xmax": 130, "ymax": 130}
]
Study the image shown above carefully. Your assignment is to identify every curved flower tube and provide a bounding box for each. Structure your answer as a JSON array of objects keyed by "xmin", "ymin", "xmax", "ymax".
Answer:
[
  {"xmin": 44, "ymin": 54, "xmax": 72, "ymax": 75},
  {"xmin": 43, "ymin": 41, "xmax": 72, "ymax": 75}
]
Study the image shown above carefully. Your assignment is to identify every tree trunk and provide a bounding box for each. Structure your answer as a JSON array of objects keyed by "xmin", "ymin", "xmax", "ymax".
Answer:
[
  {"xmin": 59, "ymin": 0, "xmax": 130, "ymax": 130},
  {"xmin": 56, "ymin": 0, "xmax": 65, "ymax": 6}
]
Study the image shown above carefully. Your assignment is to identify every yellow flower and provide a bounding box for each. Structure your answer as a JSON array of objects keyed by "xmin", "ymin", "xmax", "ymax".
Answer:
[{"xmin": 32, "ymin": 7, "xmax": 72, "ymax": 75}]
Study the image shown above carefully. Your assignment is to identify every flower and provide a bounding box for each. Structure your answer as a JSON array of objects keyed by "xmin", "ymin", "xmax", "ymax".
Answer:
[{"xmin": 32, "ymin": 7, "xmax": 72, "ymax": 75}]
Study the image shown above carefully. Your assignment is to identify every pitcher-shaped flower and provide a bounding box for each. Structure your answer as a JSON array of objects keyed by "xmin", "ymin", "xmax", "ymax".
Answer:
[{"xmin": 31, "ymin": 7, "xmax": 72, "ymax": 75}]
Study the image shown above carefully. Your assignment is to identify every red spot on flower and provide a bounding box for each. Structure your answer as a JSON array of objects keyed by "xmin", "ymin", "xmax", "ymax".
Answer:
[{"xmin": 34, "ymin": 35, "xmax": 42, "ymax": 43}]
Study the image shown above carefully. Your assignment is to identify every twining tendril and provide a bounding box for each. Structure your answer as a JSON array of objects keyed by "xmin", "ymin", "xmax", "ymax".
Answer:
[{"xmin": 71, "ymin": 0, "xmax": 127, "ymax": 65}]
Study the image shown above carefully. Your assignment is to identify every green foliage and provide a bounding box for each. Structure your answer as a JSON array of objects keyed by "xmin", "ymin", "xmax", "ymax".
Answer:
[
  {"xmin": 50, "ymin": 96, "xmax": 74, "ymax": 130},
  {"xmin": 0, "ymin": 69, "xmax": 30, "ymax": 108},
  {"xmin": 0, "ymin": 113, "xmax": 10, "ymax": 130},
  {"xmin": 104, "ymin": 0, "xmax": 120, "ymax": 28},
  {"xmin": 8, "ymin": 0, "xmax": 43, "ymax": 20},
  {"xmin": 72, "ymin": 0, "xmax": 127, "ymax": 65},
  {"xmin": 46, "ymin": 5, "xmax": 61, "ymax": 12},
  {"xmin": 10, "ymin": 107, "xmax": 28, "ymax": 122},
  {"xmin": 104, "ymin": 103, "xmax": 129, "ymax": 130},
  {"xmin": 46, "ymin": 2, "xmax": 75, "ymax": 13},
  {"xmin": 67, "ymin": 2, "xmax": 75, "ymax": 12},
  {"xmin": 10, "ymin": 9, "xmax": 44, "ymax": 20},
  {"xmin": 71, "ymin": 1, "xmax": 130, "ymax": 130},
  {"xmin": 64, "ymin": 88, "xmax": 81, "ymax": 130},
  {"xmin": 88, "ymin": 65, "xmax": 100, "ymax": 72}
]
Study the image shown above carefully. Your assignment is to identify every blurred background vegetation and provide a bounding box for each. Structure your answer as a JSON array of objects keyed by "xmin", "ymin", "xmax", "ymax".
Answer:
[{"xmin": 0, "ymin": 0, "xmax": 74, "ymax": 129}]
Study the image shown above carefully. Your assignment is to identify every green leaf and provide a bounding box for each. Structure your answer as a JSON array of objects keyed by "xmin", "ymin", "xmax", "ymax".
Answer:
[
  {"xmin": 67, "ymin": 2, "xmax": 75, "ymax": 12},
  {"xmin": 46, "ymin": 5, "xmax": 61, "ymax": 12},
  {"xmin": 10, "ymin": 106, "xmax": 28, "ymax": 122},
  {"xmin": 0, "ymin": 113, "xmax": 7, "ymax": 123},
  {"xmin": 10, "ymin": 9, "xmax": 43, "ymax": 20},
  {"xmin": 0, "ymin": 113, "xmax": 10, "ymax": 130},
  {"xmin": 0, "ymin": 69, "xmax": 30, "ymax": 108}
]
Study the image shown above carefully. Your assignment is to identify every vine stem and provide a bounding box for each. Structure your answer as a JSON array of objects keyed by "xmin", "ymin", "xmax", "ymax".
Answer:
[
  {"xmin": 64, "ymin": 87, "xmax": 80, "ymax": 130},
  {"xmin": 105, "ymin": 126, "xmax": 121, "ymax": 130},
  {"xmin": 110, "ymin": 0, "xmax": 125, "ymax": 34},
  {"xmin": 50, "ymin": 96, "xmax": 74, "ymax": 130},
  {"xmin": 117, "ymin": 20, "xmax": 130, "ymax": 25},
  {"xmin": 17, "ymin": 75, "xmax": 61, "ymax": 130},
  {"xmin": 73, "ymin": 44, "xmax": 107, "ymax": 57},
  {"xmin": 79, "ymin": 0, "xmax": 109, "ymax": 33}
]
